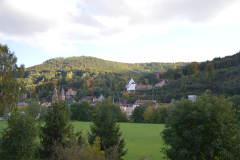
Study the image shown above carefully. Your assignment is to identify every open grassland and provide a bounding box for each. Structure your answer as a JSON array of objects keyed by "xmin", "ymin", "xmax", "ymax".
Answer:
[{"xmin": 0, "ymin": 121, "xmax": 165, "ymax": 160}]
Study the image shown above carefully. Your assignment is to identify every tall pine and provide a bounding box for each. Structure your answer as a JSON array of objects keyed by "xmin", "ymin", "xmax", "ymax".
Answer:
[
  {"xmin": 88, "ymin": 100, "xmax": 127, "ymax": 159},
  {"xmin": 40, "ymin": 102, "xmax": 74, "ymax": 158}
]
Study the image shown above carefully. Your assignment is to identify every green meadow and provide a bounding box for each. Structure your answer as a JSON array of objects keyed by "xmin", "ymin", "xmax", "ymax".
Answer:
[{"xmin": 0, "ymin": 121, "xmax": 165, "ymax": 160}]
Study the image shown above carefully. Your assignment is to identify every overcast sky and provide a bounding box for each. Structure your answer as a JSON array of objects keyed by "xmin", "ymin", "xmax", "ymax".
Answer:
[{"xmin": 1, "ymin": 0, "xmax": 240, "ymax": 68}]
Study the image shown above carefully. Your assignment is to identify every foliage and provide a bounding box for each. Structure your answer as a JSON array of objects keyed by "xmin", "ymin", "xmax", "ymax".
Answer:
[
  {"xmin": 228, "ymin": 95, "xmax": 240, "ymax": 121},
  {"xmin": 121, "ymin": 92, "xmax": 130, "ymax": 102},
  {"xmin": 0, "ymin": 44, "xmax": 25, "ymax": 116},
  {"xmin": 49, "ymin": 136, "xmax": 123, "ymax": 160},
  {"xmin": 143, "ymin": 105, "xmax": 168, "ymax": 123},
  {"xmin": 26, "ymin": 98, "xmax": 41, "ymax": 119},
  {"xmin": 130, "ymin": 102, "xmax": 155, "ymax": 123},
  {"xmin": 130, "ymin": 105, "xmax": 148, "ymax": 123},
  {"xmin": 40, "ymin": 102, "xmax": 76, "ymax": 158},
  {"xmin": 0, "ymin": 109, "xmax": 39, "ymax": 160},
  {"xmin": 88, "ymin": 100, "xmax": 127, "ymax": 159},
  {"xmin": 205, "ymin": 62, "xmax": 215, "ymax": 83},
  {"xmin": 162, "ymin": 93, "xmax": 240, "ymax": 160},
  {"xmin": 70, "ymin": 101, "xmax": 91, "ymax": 121},
  {"xmin": 0, "ymin": 121, "xmax": 166, "ymax": 159}
]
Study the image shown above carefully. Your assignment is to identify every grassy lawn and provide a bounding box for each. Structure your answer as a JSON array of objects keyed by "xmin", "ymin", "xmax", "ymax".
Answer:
[
  {"xmin": 0, "ymin": 120, "xmax": 165, "ymax": 160},
  {"xmin": 0, "ymin": 120, "xmax": 7, "ymax": 132},
  {"xmin": 73, "ymin": 121, "xmax": 165, "ymax": 160}
]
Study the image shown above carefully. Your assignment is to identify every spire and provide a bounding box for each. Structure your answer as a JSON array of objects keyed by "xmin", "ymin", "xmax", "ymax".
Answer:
[{"xmin": 61, "ymin": 86, "xmax": 64, "ymax": 92}]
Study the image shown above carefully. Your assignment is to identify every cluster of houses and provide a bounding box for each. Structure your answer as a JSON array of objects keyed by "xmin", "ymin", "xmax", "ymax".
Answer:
[{"xmin": 14, "ymin": 77, "xmax": 169, "ymax": 117}]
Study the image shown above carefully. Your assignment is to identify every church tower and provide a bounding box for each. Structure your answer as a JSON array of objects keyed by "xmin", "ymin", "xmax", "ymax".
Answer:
[
  {"xmin": 52, "ymin": 86, "xmax": 58, "ymax": 102},
  {"xmin": 60, "ymin": 86, "xmax": 65, "ymax": 101}
]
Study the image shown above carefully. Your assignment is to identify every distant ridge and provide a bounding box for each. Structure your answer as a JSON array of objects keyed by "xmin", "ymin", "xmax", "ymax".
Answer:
[{"xmin": 27, "ymin": 56, "xmax": 189, "ymax": 75}]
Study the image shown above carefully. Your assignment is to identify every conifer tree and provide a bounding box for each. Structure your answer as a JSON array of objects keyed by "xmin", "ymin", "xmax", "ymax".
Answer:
[
  {"xmin": 0, "ymin": 109, "xmax": 39, "ymax": 160},
  {"xmin": 40, "ymin": 102, "xmax": 74, "ymax": 158},
  {"xmin": 88, "ymin": 99, "xmax": 127, "ymax": 159}
]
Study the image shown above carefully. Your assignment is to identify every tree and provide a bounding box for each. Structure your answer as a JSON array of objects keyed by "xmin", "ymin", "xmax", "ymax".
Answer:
[
  {"xmin": 0, "ymin": 109, "xmax": 39, "ymax": 160},
  {"xmin": 70, "ymin": 101, "xmax": 91, "ymax": 121},
  {"xmin": 205, "ymin": 62, "xmax": 215, "ymax": 83},
  {"xmin": 162, "ymin": 93, "xmax": 240, "ymax": 160},
  {"xmin": 165, "ymin": 93, "xmax": 174, "ymax": 103},
  {"xmin": 88, "ymin": 100, "xmax": 127, "ymax": 159},
  {"xmin": 143, "ymin": 105, "xmax": 168, "ymax": 123},
  {"xmin": 143, "ymin": 105, "xmax": 155, "ymax": 123},
  {"xmin": 228, "ymin": 95, "xmax": 240, "ymax": 121},
  {"xmin": 0, "ymin": 44, "xmax": 25, "ymax": 116},
  {"xmin": 131, "ymin": 105, "xmax": 148, "ymax": 123},
  {"xmin": 174, "ymin": 68, "xmax": 183, "ymax": 79},
  {"xmin": 26, "ymin": 98, "xmax": 41, "ymax": 119},
  {"xmin": 40, "ymin": 102, "xmax": 75, "ymax": 158}
]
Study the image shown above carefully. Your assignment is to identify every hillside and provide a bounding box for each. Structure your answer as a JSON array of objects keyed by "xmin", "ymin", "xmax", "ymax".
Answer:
[
  {"xmin": 23, "ymin": 51, "xmax": 240, "ymax": 103},
  {"xmin": 152, "ymin": 51, "xmax": 240, "ymax": 102},
  {"xmin": 24, "ymin": 56, "xmax": 188, "ymax": 102},
  {"xmin": 27, "ymin": 56, "xmax": 188, "ymax": 76}
]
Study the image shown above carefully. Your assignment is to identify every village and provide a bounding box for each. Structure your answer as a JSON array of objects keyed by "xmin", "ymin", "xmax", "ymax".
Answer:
[{"xmin": 15, "ymin": 77, "xmax": 197, "ymax": 118}]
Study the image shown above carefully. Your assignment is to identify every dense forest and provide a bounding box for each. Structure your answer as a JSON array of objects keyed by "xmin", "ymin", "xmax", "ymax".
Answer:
[
  {"xmin": 141, "ymin": 51, "xmax": 240, "ymax": 102},
  {"xmin": 22, "ymin": 51, "xmax": 240, "ymax": 104}
]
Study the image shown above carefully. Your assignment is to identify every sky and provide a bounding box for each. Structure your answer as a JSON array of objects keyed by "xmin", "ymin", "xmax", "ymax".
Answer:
[{"xmin": 1, "ymin": 0, "xmax": 240, "ymax": 68}]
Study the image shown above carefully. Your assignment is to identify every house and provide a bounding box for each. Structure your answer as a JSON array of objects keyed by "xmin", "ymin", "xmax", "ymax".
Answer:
[
  {"xmin": 135, "ymin": 84, "xmax": 153, "ymax": 90},
  {"xmin": 80, "ymin": 98, "xmax": 91, "ymax": 103},
  {"xmin": 42, "ymin": 102, "xmax": 51, "ymax": 107},
  {"xmin": 98, "ymin": 94, "xmax": 105, "ymax": 101},
  {"xmin": 188, "ymin": 95, "xmax": 197, "ymax": 103},
  {"xmin": 115, "ymin": 100, "xmax": 134, "ymax": 116},
  {"xmin": 132, "ymin": 100, "xmax": 157, "ymax": 108},
  {"xmin": 66, "ymin": 88, "xmax": 77, "ymax": 99},
  {"xmin": 120, "ymin": 104, "xmax": 134, "ymax": 117},
  {"xmin": 17, "ymin": 102, "xmax": 28, "ymax": 108},
  {"xmin": 126, "ymin": 79, "xmax": 136, "ymax": 92}
]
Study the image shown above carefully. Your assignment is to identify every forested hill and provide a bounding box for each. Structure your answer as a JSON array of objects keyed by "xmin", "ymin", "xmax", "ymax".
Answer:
[
  {"xmin": 153, "ymin": 51, "xmax": 240, "ymax": 103},
  {"xmin": 24, "ymin": 56, "xmax": 188, "ymax": 102},
  {"xmin": 27, "ymin": 56, "xmax": 188, "ymax": 75}
]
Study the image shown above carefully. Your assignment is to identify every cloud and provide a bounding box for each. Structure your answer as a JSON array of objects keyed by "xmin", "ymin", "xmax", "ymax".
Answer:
[{"xmin": 0, "ymin": 0, "xmax": 239, "ymax": 52}]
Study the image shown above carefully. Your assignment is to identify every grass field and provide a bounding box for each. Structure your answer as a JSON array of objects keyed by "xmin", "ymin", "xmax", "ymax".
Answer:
[{"xmin": 0, "ymin": 120, "xmax": 166, "ymax": 160}]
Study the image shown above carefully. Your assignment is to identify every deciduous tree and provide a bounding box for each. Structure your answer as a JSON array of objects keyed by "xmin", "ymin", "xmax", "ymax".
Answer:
[
  {"xmin": 162, "ymin": 93, "xmax": 240, "ymax": 160},
  {"xmin": 0, "ymin": 44, "xmax": 25, "ymax": 116}
]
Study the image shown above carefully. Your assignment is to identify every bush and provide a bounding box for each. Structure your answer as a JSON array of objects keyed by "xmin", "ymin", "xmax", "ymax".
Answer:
[{"xmin": 49, "ymin": 136, "xmax": 119, "ymax": 160}]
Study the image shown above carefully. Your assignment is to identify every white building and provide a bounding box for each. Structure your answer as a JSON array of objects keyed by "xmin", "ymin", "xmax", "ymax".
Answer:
[
  {"xmin": 188, "ymin": 95, "xmax": 197, "ymax": 103},
  {"xmin": 126, "ymin": 79, "xmax": 136, "ymax": 92}
]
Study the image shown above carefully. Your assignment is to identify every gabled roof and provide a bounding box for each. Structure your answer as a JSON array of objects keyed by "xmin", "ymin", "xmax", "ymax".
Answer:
[{"xmin": 126, "ymin": 79, "xmax": 135, "ymax": 85}]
